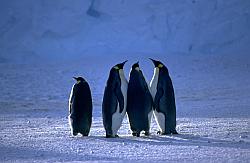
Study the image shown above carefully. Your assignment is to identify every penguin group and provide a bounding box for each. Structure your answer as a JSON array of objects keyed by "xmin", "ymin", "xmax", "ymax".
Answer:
[{"xmin": 68, "ymin": 59, "xmax": 178, "ymax": 137}]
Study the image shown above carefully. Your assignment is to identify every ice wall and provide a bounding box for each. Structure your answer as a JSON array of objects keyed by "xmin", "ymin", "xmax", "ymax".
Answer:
[{"xmin": 0, "ymin": 0, "xmax": 249, "ymax": 62}]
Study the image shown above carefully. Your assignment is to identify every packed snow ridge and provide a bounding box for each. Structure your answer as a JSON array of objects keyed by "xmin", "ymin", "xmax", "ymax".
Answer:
[{"xmin": 0, "ymin": 0, "xmax": 250, "ymax": 62}]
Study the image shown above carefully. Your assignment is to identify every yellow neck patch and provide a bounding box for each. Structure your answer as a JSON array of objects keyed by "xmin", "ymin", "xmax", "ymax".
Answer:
[
  {"xmin": 158, "ymin": 64, "xmax": 164, "ymax": 68},
  {"xmin": 135, "ymin": 67, "xmax": 140, "ymax": 71},
  {"xmin": 113, "ymin": 66, "xmax": 119, "ymax": 70},
  {"xmin": 77, "ymin": 81, "xmax": 81, "ymax": 84}
]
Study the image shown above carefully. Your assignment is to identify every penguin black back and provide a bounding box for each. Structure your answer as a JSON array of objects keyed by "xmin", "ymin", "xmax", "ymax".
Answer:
[
  {"xmin": 149, "ymin": 59, "xmax": 175, "ymax": 112},
  {"xmin": 127, "ymin": 62, "xmax": 153, "ymax": 137},
  {"xmin": 69, "ymin": 77, "xmax": 92, "ymax": 136},
  {"xmin": 102, "ymin": 66, "xmax": 123, "ymax": 117}
]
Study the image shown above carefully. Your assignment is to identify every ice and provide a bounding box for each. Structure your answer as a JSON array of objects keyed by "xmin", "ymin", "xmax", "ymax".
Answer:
[{"xmin": 0, "ymin": 0, "xmax": 250, "ymax": 62}]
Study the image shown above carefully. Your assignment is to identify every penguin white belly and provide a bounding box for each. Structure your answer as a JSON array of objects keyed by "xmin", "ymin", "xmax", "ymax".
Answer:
[
  {"xmin": 68, "ymin": 85, "xmax": 74, "ymax": 111},
  {"xmin": 150, "ymin": 68, "xmax": 165, "ymax": 132},
  {"xmin": 148, "ymin": 110, "xmax": 153, "ymax": 128},
  {"xmin": 111, "ymin": 106, "xmax": 123, "ymax": 135},
  {"xmin": 111, "ymin": 70, "xmax": 128, "ymax": 136},
  {"xmin": 150, "ymin": 68, "xmax": 159, "ymax": 99},
  {"xmin": 68, "ymin": 116, "xmax": 73, "ymax": 133},
  {"xmin": 153, "ymin": 111, "xmax": 165, "ymax": 133}
]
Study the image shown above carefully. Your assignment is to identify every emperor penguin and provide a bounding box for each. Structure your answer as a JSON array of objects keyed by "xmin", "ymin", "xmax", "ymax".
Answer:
[
  {"xmin": 102, "ymin": 61, "xmax": 128, "ymax": 138},
  {"xmin": 127, "ymin": 62, "xmax": 153, "ymax": 137},
  {"xmin": 69, "ymin": 77, "xmax": 93, "ymax": 136},
  {"xmin": 149, "ymin": 58, "xmax": 178, "ymax": 135}
]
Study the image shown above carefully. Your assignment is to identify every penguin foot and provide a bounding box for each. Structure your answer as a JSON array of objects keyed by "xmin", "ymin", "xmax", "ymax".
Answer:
[
  {"xmin": 132, "ymin": 132, "xmax": 140, "ymax": 137},
  {"xmin": 171, "ymin": 130, "xmax": 179, "ymax": 135},
  {"xmin": 72, "ymin": 132, "xmax": 78, "ymax": 136},
  {"xmin": 159, "ymin": 130, "xmax": 178, "ymax": 135},
  {"xmin": 157, "ymin": 131, "xmax": 170, "ymax": 135},
  {"xmin": 81, "ymin": 133, "xmax": 89, "ymax": 137},
  {"xmin": 106, "ymin": 135, "xmax": 115, "ymax": 138},
  {"xmin": 144, "ymin": 131, "xmax": 150, "ymax": 136}
]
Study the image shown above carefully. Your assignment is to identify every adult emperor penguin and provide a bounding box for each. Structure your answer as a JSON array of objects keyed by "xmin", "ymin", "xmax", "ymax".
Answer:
[
  {"xmin": 102, "ymin": 60, "xmax": 128, "ymax": 138},
  {"xmin": 149, "ymin": 58, "xmax": 178, "ymax": 135},
  {"xmin": 69, "ymin": 77, "xmax": 93, "ymax": 136},
  {"xmin": 127, "ymin": 62, "xmax": 153, "ymax": 137}
]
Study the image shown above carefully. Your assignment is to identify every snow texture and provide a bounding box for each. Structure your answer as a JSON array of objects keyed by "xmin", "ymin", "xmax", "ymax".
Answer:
[
  {"xmin": 0, "ymin": 0, "xmax": 250, "ymax": 162},
  {"xmin": 1, "ymin": 55, "xmax": 250, "ymax": 162}
]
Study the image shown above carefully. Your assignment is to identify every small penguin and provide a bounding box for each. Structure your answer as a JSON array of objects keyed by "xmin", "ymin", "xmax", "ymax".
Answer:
[
  {"xmin": 69, "ymin": 77, "xmax": 93, "ymax": 136},
  {"xmin": 102, "ymin": 61, "xmax": 128, "ymax": 138},
  {"xmin": 127, "ymin": 62, "xmax": 153, "ymax": 137},
  {"xmin": 149, "ymin": 58, "xmax": 178, "ymax": 135}
]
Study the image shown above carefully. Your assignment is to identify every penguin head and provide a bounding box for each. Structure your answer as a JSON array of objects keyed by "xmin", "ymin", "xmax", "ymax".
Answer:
[
  {"xmin": 149, "ymin": 58, "xmax": 165, "ymax": 69},
  {"xmin": 107, "ymin": 61, "xmax": 127, "ymax": 85},
  {"xmin": 149, "ymin": 58, "xmax": 170, "ymax": 75},
  {"xmin": 73, "ymin": 76, "xmax": 85, "ymax": 84},
  {"xmin": 132, "ymin": 61, "xmax": 140, "ymax": 71},
  {"xmin": 113, "ymin": 60, "xmax": 128, "ymax": 70}
]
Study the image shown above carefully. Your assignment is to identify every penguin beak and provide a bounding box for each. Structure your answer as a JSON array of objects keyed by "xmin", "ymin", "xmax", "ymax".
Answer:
[
  {"xmin": 73, "ymin": 77, "xmax": 78, "ymax": 81},
  {"xmin": 121, "ymin": 60, "xmax": 128, "ymax": 69},
  {"xmin": 149, "ymin": 58, "xmax": 158, "ymax": 67},
  {"xmin": 134, "ymin": 61, "xmax": 139, "ymax": 67},
  {"xmin": 116, "ymin": 60, "xmax": 128, "ymax": 69}
]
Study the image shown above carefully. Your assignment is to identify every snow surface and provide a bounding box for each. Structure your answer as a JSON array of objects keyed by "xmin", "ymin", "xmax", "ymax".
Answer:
[
  {"xmin": 1, "ymin": 55, "xmax": 250, "ymax": 162},
  {"xmin": 0, "ymin": 0, "xmax": 250, "ymax": 162}
]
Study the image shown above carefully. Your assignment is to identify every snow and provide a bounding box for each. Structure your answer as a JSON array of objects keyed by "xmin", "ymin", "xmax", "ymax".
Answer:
[
  {"xmin": 1, "ymin": 55, "xmax": 250, "ymax": 162},
  {"xmin": 0, "ymin": 117, "xmax": 249, "ymax": 162},
  {"xmin": 0, "ymin": 0, "xmax": 250, "ymax": 162}
]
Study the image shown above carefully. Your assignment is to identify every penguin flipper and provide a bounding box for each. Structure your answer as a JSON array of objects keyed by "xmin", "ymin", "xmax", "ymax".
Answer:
[
  {"xmin": 69, "ymin": 103, "xmax": 72, "ymax": 114},
  {"xmin": 154, "ymin": 88, "xmax": 164, "ymax": 112},
  {"xmin": 115, "ymin": 83, "xmax": 124, "ymax": 113}
]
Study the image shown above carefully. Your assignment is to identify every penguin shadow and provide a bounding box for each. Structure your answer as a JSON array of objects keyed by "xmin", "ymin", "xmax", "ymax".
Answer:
[
  {"xmin": 150, "ymin": 134, "xmax": 250, "ymax": 150},
  {"xmin": 84, "ymin": 134, "xmax": 249, "ymax": 150},
  {"xmin": 68, "ymin": 135, "xmax": 119, "ymax": 142}
]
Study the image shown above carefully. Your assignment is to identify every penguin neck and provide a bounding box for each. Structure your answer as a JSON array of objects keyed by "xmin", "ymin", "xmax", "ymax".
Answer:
[
  {"xmin": 119, "ymin": 69, "xmax": 127, "ymax": 83},
  {"xmin": 118, "ymin": 69, "xmax": 128, "ymax": 109},
  {"xmin": 150, "ymin": 67, "xmax": 159, "ymax": 98},
  {"xmin": 128, "ymin": 68, "xmax": 133, "ymax": 80},
  {"xmin": 151, "ymin": 68, "xmax": 159, "ymax": 84}
]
